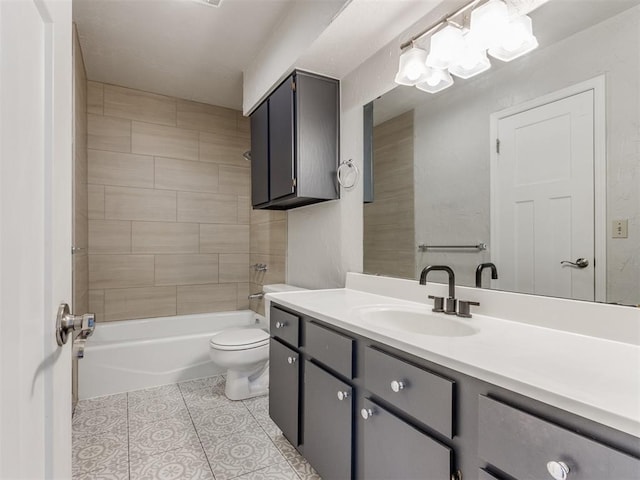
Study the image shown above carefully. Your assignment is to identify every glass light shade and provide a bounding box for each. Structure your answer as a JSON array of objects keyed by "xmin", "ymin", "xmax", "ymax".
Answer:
[
  {"xmin": 426, "ymin": 25, "xmax": 465, "ymax": 70},
  {"xmin": 394, "ymin": 46, "xmax": 429, "ymax": 86},
  {"xmin": 469, "ymin": 0, "xmax": 510, "ymax": 50},
  {"xmin": 448, "ymin": 37, "xmax": 491, "ymax": 79},
  {"xmin": 416, "ymin": 68, "xmax": 454, "ymax": 94},
  {"xmin": 489, "ymin": 15, "xmax": 539, "ymax": 62}
]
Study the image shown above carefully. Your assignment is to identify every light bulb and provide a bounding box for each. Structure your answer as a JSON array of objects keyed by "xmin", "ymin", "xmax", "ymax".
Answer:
[
  {"xmin": 426, "ymin": 25, "xmax": 465, "ymax": 69},
  {"xmin": 394, "ymin": 46, "xmax": 429, "ymax": 86},
  {"xmin": 426, "ymin": 74, "xmax": 440, "ymax": 87},
  {"xmin": 405, "ymin": 62, "xmax": 424, "ymax": 81},
  {"xmin": 488, "ymin": 15, "xmax": 538, "ymax": 62},
  {"xmin": 470, "ymin": 0, "xmax": 510, "ymax": 50}
]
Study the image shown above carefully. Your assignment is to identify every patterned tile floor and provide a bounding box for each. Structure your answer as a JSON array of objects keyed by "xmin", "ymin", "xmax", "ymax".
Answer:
[{"xmin": 72, "ymin": 375, "xmax": 321, "ymax": 480}]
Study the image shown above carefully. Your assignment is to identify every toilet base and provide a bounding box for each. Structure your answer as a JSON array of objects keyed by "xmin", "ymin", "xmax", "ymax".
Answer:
[{"xmin": 224, "ymin": 361, "xmax": 269, "ymax": 401}]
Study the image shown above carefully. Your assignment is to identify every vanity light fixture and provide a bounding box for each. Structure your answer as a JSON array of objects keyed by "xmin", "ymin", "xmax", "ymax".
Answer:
[
  {"xmin": 395, "ymin": 0, "xmax": 538, "ymax": 93},
  {"xmin": 394, "ymin": 44, "xmax": 429, "ymax": 85}
]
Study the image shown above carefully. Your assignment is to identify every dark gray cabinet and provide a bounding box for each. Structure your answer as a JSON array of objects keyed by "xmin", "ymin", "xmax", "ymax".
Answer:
[
  {"xmin": 303, "ymin": 361, "xmax": 353, "ymax": 480},
  {"xmin": 250, "ymin": 70, "xmax": 339, "ymax": 210},
  {"xmin": 361, "ymin": 398, "xmax": 452, "ymax": 480},
  {"xmin": 268, "ymin": 338, "xmax": 299, "ymax": 446}
]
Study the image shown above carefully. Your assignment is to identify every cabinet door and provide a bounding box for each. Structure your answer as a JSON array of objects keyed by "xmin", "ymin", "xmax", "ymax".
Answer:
[
  {"xmin": 360, "ymin": 398, "xmax": 452, "ymax": 480},
  {"xmin": 303, "ymin": 361, "xmax": 352, "ymax": 480},
  {"xmin": 269, "ymin": 339, "xmax": 299, "ymax": 446},
  {"xmin": 250, "ymin": 100, "xmax": 269, "ymax": 206},
  {"xmin": 268, "ymin": 75, "xmax": 295, "ymax": 201}
]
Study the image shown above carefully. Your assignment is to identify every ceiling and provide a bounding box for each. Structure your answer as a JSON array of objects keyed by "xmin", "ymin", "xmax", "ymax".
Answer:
[{"xmin": 74, "ymin": 0, "xmax": 295, "ymax": 110}]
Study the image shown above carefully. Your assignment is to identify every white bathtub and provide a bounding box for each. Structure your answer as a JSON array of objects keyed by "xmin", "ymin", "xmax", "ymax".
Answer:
[{"xmin": 78, "ymin": 310, "xmax": 267, "ymax": 399}]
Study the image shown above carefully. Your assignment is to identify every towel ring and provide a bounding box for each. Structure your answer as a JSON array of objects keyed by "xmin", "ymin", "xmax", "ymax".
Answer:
[{"xmin": 337, "ymin": 159, "xmax": 359, "ymax": 190}]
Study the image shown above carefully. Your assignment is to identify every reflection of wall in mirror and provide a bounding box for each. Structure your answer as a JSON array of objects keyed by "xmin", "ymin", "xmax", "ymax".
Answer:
[
  {"xmin": 411, "ymin": 5, "xmax": 639, "ymax": 304},
  {"xmin": 364, "ymin": 111, "xmax": 415, "ymax": 279}
]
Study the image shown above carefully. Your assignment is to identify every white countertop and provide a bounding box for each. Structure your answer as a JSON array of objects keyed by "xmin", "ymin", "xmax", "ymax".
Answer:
[{"xmin": 267, "ymin": 288, "xmax": 640, "ymax": 438}]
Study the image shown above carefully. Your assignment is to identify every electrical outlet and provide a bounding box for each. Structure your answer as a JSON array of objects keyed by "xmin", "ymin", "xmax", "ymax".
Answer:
[{"xmin": 612, "ymin": 219, "xmax": 628, "ymax": 238}]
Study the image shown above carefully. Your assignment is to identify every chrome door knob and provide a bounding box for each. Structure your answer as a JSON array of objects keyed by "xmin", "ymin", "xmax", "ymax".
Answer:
[
  {"xmin": 560, "ymin": 258, "xmax": 589, "ymax": 268},
  {"xmin": 287, "ymin": 356, "xmax": 297, "ymax": 365},
  {"xmin": 390, "ymin": 380, "xmax": 405, "ymax": 392},
  {"xmin": 360, "ymin": 408, "xmax": 375, "ymax": 420},
  {"xmin": 275, "ymin": 321, "xmax": 286, "ymax": 328},
  {"xmin": 547, "ymin": 461, "xmax": 570, "ymax": 480},
  {"xmin": 56, "ymin": 303, "xmax": 95, "ymax": 346},
  {"xmin": 337, "ymin": 391, "xmax": 349, "ymax": 401}
]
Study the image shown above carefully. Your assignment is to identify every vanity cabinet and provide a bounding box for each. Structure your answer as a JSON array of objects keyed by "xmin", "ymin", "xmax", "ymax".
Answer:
[
  {"xmin": 268, "ymin": 303, "xmax": 640, "ymax": 480},
  {"xmin": 250, "ymin": 70, "xmax": 339, "ymax": 210}
]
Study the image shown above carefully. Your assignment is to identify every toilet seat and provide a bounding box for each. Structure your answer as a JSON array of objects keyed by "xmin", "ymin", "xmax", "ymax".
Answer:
[{"xmin": 210, "ymin": 328, "xmax": 269, "ymax": 351}]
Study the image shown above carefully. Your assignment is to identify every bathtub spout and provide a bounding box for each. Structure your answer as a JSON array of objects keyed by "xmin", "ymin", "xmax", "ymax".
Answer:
[{"xmin": 248, "ymin": 292, "xmax": 264, "ymax": 300}]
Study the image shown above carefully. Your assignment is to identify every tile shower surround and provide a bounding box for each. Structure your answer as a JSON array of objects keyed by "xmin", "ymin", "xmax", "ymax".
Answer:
[
  {"xmin": 86, "ymin": 83, "xmax": 286, "ymax": 321},
  {"xmin": 72, "ymin": 376, "xmax": 320, "ymax": 480}
]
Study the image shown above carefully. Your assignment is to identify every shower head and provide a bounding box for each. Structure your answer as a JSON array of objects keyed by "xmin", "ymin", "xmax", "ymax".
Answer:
[{"xmin": 242, "ymin": 150, "xmax": 251, "ymax": 161}]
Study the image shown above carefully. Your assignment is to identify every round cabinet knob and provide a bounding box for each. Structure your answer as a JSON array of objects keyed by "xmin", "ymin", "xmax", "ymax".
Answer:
[
  {"xmin": 337, "ymin": 391, "xmax": 350, "ymax": 401},
  {"xmin": 287, "ymin": 356, "xmax": 297, "ymax": 365},
  {"xmin": 390, "ymin": 380, "xmax": 405, "ymax": 392},
  {"xmin": 360, "ymin": 408, "xmax": 375, "ymax": 420},
  {"xmin": 275, "ymin": 321, "xmax": 286, "ymax": 329},
  {"xmin": 547, "ymin": 461, "xmax": 570, "ymax": 480}
]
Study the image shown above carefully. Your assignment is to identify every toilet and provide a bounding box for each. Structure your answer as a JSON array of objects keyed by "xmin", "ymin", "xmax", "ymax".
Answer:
[{"xmin": 209, "ymin": 283, "xmax": 307, "ymax": 400}]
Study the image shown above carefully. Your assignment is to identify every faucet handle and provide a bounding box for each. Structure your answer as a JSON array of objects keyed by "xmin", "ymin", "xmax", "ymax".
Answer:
[
  {"xmin": 457, "ymin": 300, "xmax": 480, "ymax": 318},
  {"xmin": 444, "ymin": 297, "xmax": 458, "ymax": 315},
  {"xmin": 428, "ymin": 295, "xmax": 444, "ymax": 313}
]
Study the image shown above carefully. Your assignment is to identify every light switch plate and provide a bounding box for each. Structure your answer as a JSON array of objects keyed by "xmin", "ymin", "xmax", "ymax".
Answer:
[{"xmin": 612, "ymin": 219, "xmax": 628, "ymax": 238}]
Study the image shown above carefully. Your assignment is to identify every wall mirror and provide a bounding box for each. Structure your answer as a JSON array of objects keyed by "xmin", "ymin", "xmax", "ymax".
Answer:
[{"xmin": 363, "ymin": 0, "xmax": 639, "ymax": 306}]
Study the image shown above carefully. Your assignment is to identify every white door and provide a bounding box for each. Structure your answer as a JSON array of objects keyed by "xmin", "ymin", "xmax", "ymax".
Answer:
[
  {"xmin": 0, "ymin": 0, "xmax": 73, "ymax": 478},
  {"xmin": 493, "ymin": 89, "xmax": 595, "ymax": 301}
]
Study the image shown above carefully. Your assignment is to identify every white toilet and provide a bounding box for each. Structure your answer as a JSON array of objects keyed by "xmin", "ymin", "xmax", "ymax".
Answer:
[{"xmin": 209, "ymin": 283, "xmax": 307, "ymax": 400}]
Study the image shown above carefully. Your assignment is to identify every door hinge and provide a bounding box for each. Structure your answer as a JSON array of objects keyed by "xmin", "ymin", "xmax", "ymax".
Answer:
[
  {"xmin": 496, "ymin": 138, "xmax": 501, "ymax": 154},
  {"xmin": 292, "ymin": 178, "xmax": 297, "ymax": 188},
  {"xmin": 291, "ymin": 80, "xmax": 296, "ymax": 92}
]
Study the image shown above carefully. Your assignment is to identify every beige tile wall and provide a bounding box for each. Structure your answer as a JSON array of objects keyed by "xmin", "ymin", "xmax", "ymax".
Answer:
[
  {"xmin": 87, "ymin": 82, "xmax": 257, "ymax": 321},
  {"xmin": 249, "ymin": 209, "xmax": 287, "ymax": 316},
  {"xmin": 364, "ymin": 111, "xmax": 415, "ymax": 279}
]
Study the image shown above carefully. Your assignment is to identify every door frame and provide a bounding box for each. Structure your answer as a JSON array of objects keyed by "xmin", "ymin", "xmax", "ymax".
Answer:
[{"xmin": 489, "ymin": 75, "xmax": 607, "ymax": 302}]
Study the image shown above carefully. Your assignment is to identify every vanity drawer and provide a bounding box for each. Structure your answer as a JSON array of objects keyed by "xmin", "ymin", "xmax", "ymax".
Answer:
[
  {"xmin": 363, "ymin": 346, "xmax": 454, "ymax": 438},
  {"xmin": 478, "ymin": 395, "xmax": 640, "ymax": 480},
  {"xmin": 270, "ymin": 306, "xmax": 300, "ymax": 347},
  {"xmin": 361, "ymin": 398, "xmax": 452, "ymax": 480},
  {"xmin": 304, "ymin": 321, "xmax": 354, "ymax": 378}
]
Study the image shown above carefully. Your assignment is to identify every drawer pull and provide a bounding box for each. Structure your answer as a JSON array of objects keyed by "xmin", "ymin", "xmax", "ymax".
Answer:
[
  {"xmin": 361, "ymin": 408, "xmax": 376, "ymax": 420},
  {"xmin": 275, "ymin": 321, "xmax": 287, "ymax": 329},
  {"xmin": 547, "ymin": 461, "xmax": 570, "ymax": 480},
  {"xmin": 337, "ymin": 391, "xmax": 349, "ymax": 401},
  {"xmin": 390, "ymin": 380, "xmax": 406, "ymax": 392},
  {"xmin": 287, "ymin": 356, "xmax": 297, "ymax": 365}
]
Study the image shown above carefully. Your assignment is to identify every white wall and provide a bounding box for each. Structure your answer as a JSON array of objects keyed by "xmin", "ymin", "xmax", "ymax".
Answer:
[{"xmin": 411, "ymin": 5, "xmax": 639, "ymax": 303}]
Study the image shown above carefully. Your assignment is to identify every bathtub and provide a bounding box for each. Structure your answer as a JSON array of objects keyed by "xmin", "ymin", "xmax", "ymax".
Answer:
[{"xmin": 78, "ymin": 310, "xmax": 267, "ymax": 399}]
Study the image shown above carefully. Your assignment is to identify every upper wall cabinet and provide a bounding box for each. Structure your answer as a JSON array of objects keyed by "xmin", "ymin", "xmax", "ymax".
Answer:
[{"xmin": 250, "ymin": 71, "xmax": 340, "ymax": 210}]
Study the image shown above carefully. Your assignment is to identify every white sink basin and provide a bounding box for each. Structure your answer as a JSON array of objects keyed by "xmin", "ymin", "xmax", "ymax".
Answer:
[{"xmin": 353, "ymin": 305, "xmax": 478, "ymax": 337}]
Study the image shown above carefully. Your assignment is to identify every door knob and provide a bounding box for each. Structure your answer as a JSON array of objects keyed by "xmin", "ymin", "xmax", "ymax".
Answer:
[
  {"xmin": 287, "ymin": 356, "xmax": 297, "ymax": 365},
  {"xmin": 56, "ymin": 303, "xmax": 95, "ymax": 346},
  {"xmin": 275, "ymin": 321, "xmax": 286, "ymax": 329},
  {"xmin": 546, "ymin": 461, "xmax": 570, "ymax": 480},
  {"xmin": 360, "ymin": 408, "xmax": 376, "ymax": 420},
  {"xmin": 337, "ymin": 391, "xmax": 349, "ymax": 401},
  {"xmin": 560, "ymin": 258, "xmax": 589, "ymax": 268},
  {"xmin": 390, "ymin": 380, "xmax": 405, "ymax": 392}
]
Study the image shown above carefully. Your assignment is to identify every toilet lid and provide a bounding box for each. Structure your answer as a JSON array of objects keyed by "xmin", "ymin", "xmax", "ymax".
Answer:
[{"xmin": 210, "ymin": 328, "xmax": 269, "ymax": 350}]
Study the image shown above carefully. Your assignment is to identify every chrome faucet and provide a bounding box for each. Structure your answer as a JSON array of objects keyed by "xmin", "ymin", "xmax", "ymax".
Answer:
[
  {"xmin": 419, "ymin": 265, "xmax": 457, "ymax": 315},
  {"xmin": 475, "ymin": 262, "xmax": 498, "ymax": 288}
]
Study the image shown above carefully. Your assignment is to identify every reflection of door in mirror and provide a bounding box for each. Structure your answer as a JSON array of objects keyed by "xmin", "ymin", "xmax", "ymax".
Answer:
[{"xmin": 492, "ymin": 84, "xmax": 601, "ymax": 302}]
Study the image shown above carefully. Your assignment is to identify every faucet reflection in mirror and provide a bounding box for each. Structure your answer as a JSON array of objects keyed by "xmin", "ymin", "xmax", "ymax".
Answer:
[{"xmin": 395, "ymin": 0, "xmax": 538, "ymax": 93}]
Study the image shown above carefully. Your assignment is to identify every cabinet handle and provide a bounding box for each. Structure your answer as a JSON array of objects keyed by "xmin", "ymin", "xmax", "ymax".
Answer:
[
  {"xmin": 390, "ymin": 380, "xmax": 405, "ymax": 392},
  {"xmin": 287, "ymin": 356, "xmax": 297, "ymax": 365},
  {"xmin": 360, "ymin": 408, "xmax": 376, "ymax": 420},
  {"xmin": 337, "ymin": 391, "xmax": 349, "ymax": 401},
  {"xmin": 275, "ymin": 321, "xmax": 287, "ymax": 329},
  {"xmin": 546, "ymin": 461, "xmax": 570, "ymax": 480}
]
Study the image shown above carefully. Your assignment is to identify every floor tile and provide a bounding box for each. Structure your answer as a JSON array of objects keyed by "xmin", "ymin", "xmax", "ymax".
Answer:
[
  {"xmin": 128, "ymin": 395, "xmax": 188, "ymax": 429},
  {"xmin": 130, "ymin": 447, "xmax": 213, "ymax": 480},
  {"xmin": 127, "ymin": 384, "xmax": 181, "ymax": 403},
  {"xmin": 129, "ymin": 412, "xmax": 200, "ymax": 457},
  {"xmin": 234, "ymin": 461, "xmax": 300, "ymax": 480},
  {"xmin": 182, "ymin": 385, "xmax": 234, "ymax": 411},
  {"xmin": 201, "ymin": 425, "xmax": 285, "ymax": 480},
  {"xmin": 285, "ymin": 452, "xmax": 322, "ymax": 480},
  {"xmin": 194, "ymin": 404, "xmax": 260, "ymax": 442},
  {"xmin": 73, "ymin": 406, "xmax": 127, "ymax": 438},
  {"xmin": 242, "ymin": 395, "xmax": 268, "ymax": 416},
  {"xmin": 73, "ymin": 462, "xmax": 130, "ymax": 480},
  {"xmin": 72, "ymin": 428, "xmax": 128, "ymax": 479},
  {"xmin": 251, "ymin": 411, "xmax": 280, "ymax": 439},
  {"xmin": 75, "ymin": 393, "xmax": 127, "ymax": 416},
  {"xmin": 178, "ymin": 375, "xmax": 225, "ymax": 395},
  {"xmin": 270, "ymin": 433, "xmax": 299, "ymax": 461}
]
